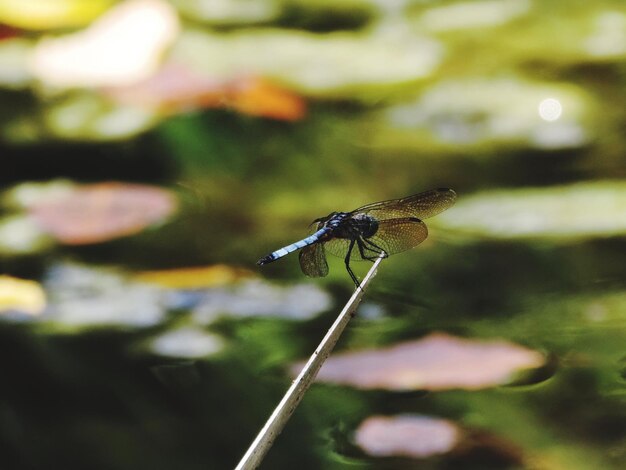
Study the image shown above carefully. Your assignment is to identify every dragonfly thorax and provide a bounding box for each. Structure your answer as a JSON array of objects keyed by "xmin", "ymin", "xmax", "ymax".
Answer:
[
  {"xmin": 351, "ymin": 213, "xmax": 379, "ymax": 238},
  {"xmin": 323, "ymin": 212, "xmax": 349, "ymax": 227}
]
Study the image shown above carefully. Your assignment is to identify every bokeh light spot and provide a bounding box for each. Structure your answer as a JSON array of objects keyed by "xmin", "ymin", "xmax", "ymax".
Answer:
[{"xmin": 538, "ymin": 98, "xmax": 562, "ymax": 121}]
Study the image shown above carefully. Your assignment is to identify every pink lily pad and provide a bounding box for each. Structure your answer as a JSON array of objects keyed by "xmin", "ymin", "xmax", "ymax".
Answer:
[
  {"xmin": 293, "ymin": 332, "xmax": 545, "ymax": 391},
  {"xmin": 355, "ymin": 415, "xmax": 461, "ymax": 458},
  {"xmin": 28, "ymin": 182, "xmax": 177, "ymax": 244}
]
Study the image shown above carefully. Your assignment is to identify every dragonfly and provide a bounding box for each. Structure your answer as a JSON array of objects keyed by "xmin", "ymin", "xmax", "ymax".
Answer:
[{"xmin": 257, "ymin": 188, "xmax": 457, "ymax": 286}]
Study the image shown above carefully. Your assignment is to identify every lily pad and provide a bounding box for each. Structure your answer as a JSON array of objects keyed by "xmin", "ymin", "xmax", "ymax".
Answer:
[
  {"xmin": 43, "ymin": 262, "xmax": 167, "ymax": 329},
  {"xmin": 437, "ymin": 181, "xmax": 626, "ymax": 240},
  {"xmin": 584, "ymin": 11, "xmax": 626, "ymax": 58},
  {"xmin": 383, "ymin": 77, "xmax": 591, "ymax": 150},
  {"xmin": 23, "ymin": 182, "xmax": 177, "ymax": 245},
  {"xmin": 0, "ymin": 0, "xmax": 115, "ymax": 30},
  {"xmin": 173, "ymin": 28, "xmax": 442, "ymax": 95},
  {"xmin": 355, "ymin": 415, "xmax": 461, "ymax": 458},
  {"xmin": 106, "ymin": 67, "xmax": 307, "ymax": 121},
  {"xmin": 415, "ymin": 0, "xmax": 531, "ymax": 33},
  {"xmin": 30, "ymin": 0, "xmax": 179, "ymax": 88},
  {"xmin": 43, "ymin": 95, "xmax": 157, "ymax": 140},
  {"xmin": 0, "ymin": 38, "xmax": 33, "ymax": 88},
  {"xmin": 149, "ymin": 327, "xmax": 225, "ymax": 358},
  {"xmin": 192, "ymin": 279, "xmax": 332, "ymax": 323},
  {"xmin": 294, "ymin": 332, "xmax": 544, "ymax": 391},
  {"xmin": 352, "ymin": 413, "xmax": 525, "ymax": 465},
  {"xmin": 172, "ymin": 0, "xmax": 281, "ymax": 25},
  {"xmin": 0, "ymin": 214, "xmax": 53, "ymax": 256},
  {"xmin": 0, "ymin": 275, "xmax": 46, "ymax": 316},
  {"xmin": 412, "ymin": 2, "xmax": 626, "ymax": 68}
]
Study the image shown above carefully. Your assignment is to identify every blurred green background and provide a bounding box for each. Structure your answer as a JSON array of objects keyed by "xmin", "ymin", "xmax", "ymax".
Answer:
[{"xmin": 1, "ymin": 1, "xmax": 625, "ymax": 469}]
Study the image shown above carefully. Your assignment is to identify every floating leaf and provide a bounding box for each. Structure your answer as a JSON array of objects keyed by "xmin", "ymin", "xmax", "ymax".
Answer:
[
  {"xmin": 415, "ymin": 0, "xmax": 531, "ymax": 32},
  {"xmin": 0, "ymin": 0, "xmax": 114, "ymax": 30},
  {"xmin": 353, "ymin": 414, "xmax": 525, "ymax": 465},
  {"xmin": 172, "ymin": 0, "xmax": 281, "ymax": 25},
  {"xmin": 384, "ymin": 78, "xmax": 590, "ymax": 150},
  {"xmin": 27, "ymin": 182, "xmax": 177, "ymax": 244},
  {"xmin": 43, "ymin": 95, "xmax": 157, "ymax": 140},
  {"xmin": 149, "ymin": 327, "xmax": 225, "ymax": 358},
  {"xmin": 0, "ymin": 214, "xmax": 53, "ymax": 256},
  {"xmin": 43, "ymin": 262, "xmax": 166, "ymax": 328},
  {"xmin": 294, "ymin": 333, "xmax": 544, "ymax": 391},
  {"xmin": 0, "ymin": 38, "xmax": 32, "ymax": 88},
  {"xmin": 4, "ymin": 179, "xmax": 75, "ymax": 209},
  {"xmin": 173, "ymin": 29, "xmax": 442, "ymax": 95},
  {"xmin": 106, "ymin": 66, "xmax": 306, "ymax": 121},
  {"xmin": 135, "ymin": 264, "xmax": 254, "ymax": 289},
  {"xmin": 30, "ymin": 0, "xmax": 179, "ymax": 88},
  {"xmin": 104, "ymin": 64, "xmax": 225, "ymax": 111},
  {"xmin": 355, "ymin": 415, "xmax": 461, "ymax": 458},
  {"xmin": 0, "ymin": 275, "xmax": 46, "ymax": 316},
  {"xmin": 224, "ymin": 77, "xmax": 306, "ymax": 121},
  {"xmin": 437, "ymin": 181, "xmax": 626, "ymax": 240},
  {"xmin": 583, "ymin": 11, "xmax": 626, "ymax": 59},
  {"xmin": 192, "ymin": 279, "xmax": 332, "ymax": 323}
]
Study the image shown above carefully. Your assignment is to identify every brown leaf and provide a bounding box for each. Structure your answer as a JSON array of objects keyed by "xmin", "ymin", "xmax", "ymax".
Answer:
[
  {"xmin": 224, "ymin": 77, "xmax": 306, "ymax": 121},
  {"xmin": 28, "ymin": 182, "xmax": 177, "ymax": 244},
  {"xmin": 134, "ymin": 264, "xmax": 254, "ymax": 288},
  {"xmin": 0, "ymin": 25, "xmax": 20, "ymax": 41},
  {"xmin": 106, "ymin": 65, "xmax": 306, "ymax": 121}
]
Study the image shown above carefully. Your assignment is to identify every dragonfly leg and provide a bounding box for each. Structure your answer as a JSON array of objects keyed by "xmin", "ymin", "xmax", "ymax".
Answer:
[
  {"xmin": 357, "ymin": 238, "xmax": 387, "ymax": 261},
  {"xmin": 344, "ymin": 239, "xmax": 360, "ymax": 286},
  {"xmin": 356, "ymin": 239, "xmax": 378, "ymax": 261}
]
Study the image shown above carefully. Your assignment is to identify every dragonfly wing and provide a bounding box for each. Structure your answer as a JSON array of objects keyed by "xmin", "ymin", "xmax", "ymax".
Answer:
[
  {"xmin": 355, "ymin": 188, "xmax": 457, "ymax": 221},
  {"xmin": 324, "ymin": 238, "xmax": 364, "ymax": 260},
  {"xmin": 324, "ymin": 218, "xmax": 428, "ymax": 260},
  {"xmin": 364, "ymin": 218, "xmax": 428, "ymax": 256},
  {"xmin": 299, "ymin": 243, "xmax": 329, "ymax": 277}
]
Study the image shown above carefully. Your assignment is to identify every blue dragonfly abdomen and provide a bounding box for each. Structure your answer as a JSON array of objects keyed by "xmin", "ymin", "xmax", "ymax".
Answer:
[{"xmin": 257, "ymin": 227, "xmax": 330, "ymax": 266}]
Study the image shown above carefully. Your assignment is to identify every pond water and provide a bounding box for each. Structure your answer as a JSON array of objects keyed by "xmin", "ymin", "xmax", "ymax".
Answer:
[{"xmin": 1, "ymin": 1, "xmax": 625, "ymax": 469}]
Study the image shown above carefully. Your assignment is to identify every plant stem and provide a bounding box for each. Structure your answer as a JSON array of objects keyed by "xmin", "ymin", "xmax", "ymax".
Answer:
[{"xmin": 234, "ymin": 254, "xmax": 384, "ymax": 470}]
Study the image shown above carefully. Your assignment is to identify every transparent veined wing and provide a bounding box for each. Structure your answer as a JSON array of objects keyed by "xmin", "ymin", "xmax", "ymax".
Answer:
[
  {"xmin": 324, "ymin": 218, "xmax": 428, "ymax": 260},
  {"xmin": 363, "ymin": 218, "xmax": 428, "ymax": 255},
  {"xmin": 323, "ymin": 238, "xmax": 364, "ymax": 261},
  {"xmin": 354, "ymin": 188, "xmax": 456, "ymax": 221},
  {"xmin": 298, "ymin": 243, "xmax": 328, "ymax": 277}
]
